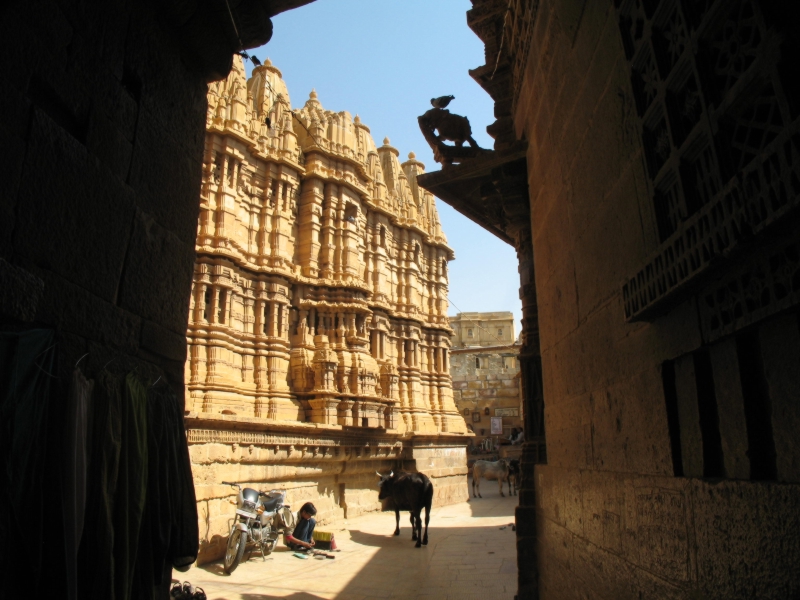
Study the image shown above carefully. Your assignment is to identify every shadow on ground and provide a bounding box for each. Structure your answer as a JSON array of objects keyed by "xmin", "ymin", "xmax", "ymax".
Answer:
[
  {"xmin": 335, "ymin": 519, "xmax": 519, "ymax": 600},
  {"xmin": 348, "ymin": 527, "xmax": 422, "ymax": 547},
  {"xmin": 186, "ymin": 494, "xmax": 519, "ymax": 599},
  {"xmin": 238, "ymin": 594, "xmax": 328, "ymax": 600}
]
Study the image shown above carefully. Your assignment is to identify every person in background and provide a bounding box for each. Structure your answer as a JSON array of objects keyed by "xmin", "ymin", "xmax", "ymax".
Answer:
[
  {"xmin": 511, "ymin": 428, "xmax": 525, "ymax": 445},
  {"xmin": 285, "ymin": 502, "xmax": 317, "ymax": 551},
  {"xmin": 506, "ymin": 428, "xmax": 519, "ymax": 444}
]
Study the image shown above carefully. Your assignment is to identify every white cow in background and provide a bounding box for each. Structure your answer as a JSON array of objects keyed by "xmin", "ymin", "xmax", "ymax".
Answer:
[{"xmin": 472, "ymin": 459, "xmax": 511, "ymax": 498}]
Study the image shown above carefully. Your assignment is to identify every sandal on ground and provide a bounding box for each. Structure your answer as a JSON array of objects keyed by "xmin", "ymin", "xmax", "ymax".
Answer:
[
  {"xmin": 170, "ymin": 582, "xmax": 185, "ymax": 599},
  {"xmin": 182, "ymin": 582, "xmax": 195, "ymax": 597},
  {"xmin": 193, "ymin": 587, "xmax": 207, "ymax": 600}
]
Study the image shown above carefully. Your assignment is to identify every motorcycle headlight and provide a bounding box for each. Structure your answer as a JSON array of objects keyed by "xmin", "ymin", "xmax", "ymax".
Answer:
[{"xmin": 243, "ymin": 500, "xmax": 257, "ymax": 511}]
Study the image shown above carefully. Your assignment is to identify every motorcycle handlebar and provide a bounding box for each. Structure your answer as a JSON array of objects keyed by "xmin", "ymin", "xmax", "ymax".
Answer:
[{"xmin": 221, "ymin": 481, "xmax": 241, "ymax": 489}]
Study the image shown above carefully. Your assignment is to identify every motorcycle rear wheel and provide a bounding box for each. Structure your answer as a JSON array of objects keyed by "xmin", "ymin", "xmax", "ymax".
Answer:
[{"xmin": 224, "ymin": 529, "xmax": 247, "ymax": 574}]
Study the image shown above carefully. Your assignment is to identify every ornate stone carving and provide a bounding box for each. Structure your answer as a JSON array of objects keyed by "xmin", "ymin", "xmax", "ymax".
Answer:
[
  {"xmin": 617, "ymin": 0, "xmax": 800, "ymax": 324},
  {"xmin": 418, "ymin": 107, "xmax": 485, "ymax": 167},
  {"xmin": 189, "ymin": 56, "xmax": 467, "ymax": 435}
]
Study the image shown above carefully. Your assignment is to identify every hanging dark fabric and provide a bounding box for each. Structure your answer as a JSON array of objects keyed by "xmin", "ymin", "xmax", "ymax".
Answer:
[
  {"xmin": 131, "ymin": 383, "xmax": 198, "ymax": 598},
  {"xmin": 0, "ymin": 329, "xmax": 57, "ymax": 599},
  {"xmin": 113, "ymin": 373, "xmax": 149, "ymax": 600},
  {"xmin": 166, "ymin": 385, "xmax": 199, "ymax": 571},
  {"xmin": 132, "ymin": 384, "xmax": 168, "ymax": 600},
  {"xmin": 77, "ymin": 370, "xmax": 123, "ymax": 600},
  {"xmin": 62, "ymin": 368, "xmax": 93, "ymax": 600}
]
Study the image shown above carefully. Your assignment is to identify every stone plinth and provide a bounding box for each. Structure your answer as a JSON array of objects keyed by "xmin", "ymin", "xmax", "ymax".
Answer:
[{"xmin": 187, "ymin": 413, "xmax": 468, "ymax": 564}]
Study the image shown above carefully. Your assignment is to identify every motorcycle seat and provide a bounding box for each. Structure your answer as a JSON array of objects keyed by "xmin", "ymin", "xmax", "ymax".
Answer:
[{"xmin": 261, "ymin": 496, "xmax": 282, "ymax": 512}]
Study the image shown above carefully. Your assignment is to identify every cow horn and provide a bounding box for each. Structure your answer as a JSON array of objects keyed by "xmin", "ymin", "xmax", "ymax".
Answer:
[
  {"xmin": 376, "ymin": 471, "xmax": 382, "ymax": 478},
  {"xmin": 389, "ymin": 470, "xmax": 394, "ymax": 477}
]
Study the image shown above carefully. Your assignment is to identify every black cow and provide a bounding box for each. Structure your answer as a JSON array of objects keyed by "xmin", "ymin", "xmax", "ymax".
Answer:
[{"xmin": 376, "ymin": 470, "xmax": 433, "ymax": 548}]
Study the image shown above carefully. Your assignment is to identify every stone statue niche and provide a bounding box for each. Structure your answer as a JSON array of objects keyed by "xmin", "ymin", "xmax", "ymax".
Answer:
[{"xmin": 418, "ymin": 97, "xmax": 485, "ymax": 167}]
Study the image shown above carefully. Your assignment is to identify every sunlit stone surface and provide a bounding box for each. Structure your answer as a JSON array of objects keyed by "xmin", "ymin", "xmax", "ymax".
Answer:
[{"xmin": 185, "ymin": 57, "xmax": 469, "ymax": 563}]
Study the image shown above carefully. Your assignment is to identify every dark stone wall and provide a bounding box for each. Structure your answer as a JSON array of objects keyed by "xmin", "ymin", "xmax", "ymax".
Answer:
[
  {"xmin": 0, "ymin": 0, "xmax": 207, "ymax": 388},
  {"xmin": 515, "ymin": 0, "xmax": 800, "ymax": 597}
]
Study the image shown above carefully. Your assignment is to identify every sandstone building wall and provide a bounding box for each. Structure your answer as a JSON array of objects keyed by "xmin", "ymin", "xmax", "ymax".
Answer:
[
  {"xmin": 422, "ymin": 1, "xmax": 800, "ymax": 598},
  {"xmin": 450, "ymin": 311, "xmax": 517, "ymax": 347},
  {"xmin": 449, "ymin": 312, "xmax": 523, "ymax": 444},
  {"xmin": 186, "ymin": 57, "xmax": 469, "ymax": 562}
]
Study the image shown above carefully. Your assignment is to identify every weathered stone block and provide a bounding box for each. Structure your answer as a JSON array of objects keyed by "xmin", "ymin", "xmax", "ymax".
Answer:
[
  {"xmin": 495, "ymin": 388, "xmax": 520, "ymax": 397},
  {"xmin": 118, "ymin": 212, "xmax": 195, "ymax": 334},
  {"xmin": 34, "ymin": 268, "xmax": 142, "ymax": 353},
  {"xmin": 127, "ymin": 110, "xmax": 203, "ymax": 245},
  {"xmin": 140, "ymin": 318, "xmax": 188, "ymax": 362},
  {"xmin": 0, "ymin": 259, "xmax": 44, "ymax": 322},
  {"xmin": 14, "ymin": 109, "xmax": 136, "ymax": 302},
  {"xmin": 86, "ymin": 109, "xmax": 134, "ymax": 182}
]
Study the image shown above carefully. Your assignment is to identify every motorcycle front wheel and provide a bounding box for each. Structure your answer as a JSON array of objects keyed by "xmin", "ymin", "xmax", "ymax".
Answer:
[{"xmin": 224, "ymin": 528, "xmax": 247, "ymax": 574}]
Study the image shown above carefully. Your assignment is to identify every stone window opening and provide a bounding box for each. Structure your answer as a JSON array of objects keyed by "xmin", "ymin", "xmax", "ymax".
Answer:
[
  {"xmin": 467, "ymin": 328, "xmax": 473, "ymax": 338},
  {"xmin": 344, "ymin": 203, "xmax": 358, "ymax": 226},
  {"xmin": 263, "ymin": 305, "xmax": 269, "ymax": 335},
  {"xmin": 380, "ymin": 225, "xmax": 387, "ymax": 248},
  {"xmin": 413, "ymin": 243, "xmax": 420, "ymax": 265},
  {"xmin": 218, "ymin": 289, "xmax": 227, "ymax": 324},
  {"xmin": 203, "ymin": 287, "xmax": 212, "ymax": 322},
  {"xmin": 475, "ymin": 357, "xmax": 481, "ymax": 369},
  {"xmin": 277, "ymin": 304, "xmax": 283, "ymax": 336},
  {"xmin": 497, "ymin": 328, "xmax": 503, "ymax": 337}
]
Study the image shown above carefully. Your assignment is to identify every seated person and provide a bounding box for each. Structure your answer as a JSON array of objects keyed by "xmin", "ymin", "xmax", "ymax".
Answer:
[
  {"xmin": 505, "ymin": 428, "xmax": 519, "ymax": 444},
  {"xmin": 285, "ymin": 502, "xmax": 317, "ymax": 551},
  {"xmin": 511, "ymin": 428, "xmax": 525, "ymax": 445}
]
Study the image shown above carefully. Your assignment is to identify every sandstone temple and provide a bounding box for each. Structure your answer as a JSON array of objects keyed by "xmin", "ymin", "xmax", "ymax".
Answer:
[{"xmin": 184, "ymin": 56, "xmax": 469, "ymax": 561}]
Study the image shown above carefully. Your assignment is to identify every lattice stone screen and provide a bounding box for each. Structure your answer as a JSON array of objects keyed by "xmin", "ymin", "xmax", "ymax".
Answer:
[{"xmin": 617, "ymin": 0, "xmax": 800, "ymax": 327}]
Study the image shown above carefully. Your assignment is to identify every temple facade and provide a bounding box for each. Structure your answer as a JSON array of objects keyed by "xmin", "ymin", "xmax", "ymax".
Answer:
[{"xmin": 185, "ymin": 56, "xmax": 469, "ymax": 562}]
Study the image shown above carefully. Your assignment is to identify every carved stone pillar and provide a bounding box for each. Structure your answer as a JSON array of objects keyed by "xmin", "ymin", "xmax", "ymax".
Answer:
[
  {"xmin": 269, "ymin": 301, "xmax": 279, "ymax": 337},
  {"xmin": 243, "ymin": 297, "xmax": 254, "ymax": 335},
  {"xmin": 195, "ymin": 282, "xmax": 208, "ymax": 323},
  {"xmin": 254, "ymin": 299, "xmax": 265, "ymax": 337}
]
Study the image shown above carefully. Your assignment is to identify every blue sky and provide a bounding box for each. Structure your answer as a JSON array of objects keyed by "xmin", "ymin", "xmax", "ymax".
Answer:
[{"xmin": 248, "ymin": 0, "xmax": 523, "ymax": 333}]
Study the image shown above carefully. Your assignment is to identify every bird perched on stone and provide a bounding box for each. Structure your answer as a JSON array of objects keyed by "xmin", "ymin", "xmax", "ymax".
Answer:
[{"xmin": 430, "ymin": 95, "xmax": 455, "ymax": 109}]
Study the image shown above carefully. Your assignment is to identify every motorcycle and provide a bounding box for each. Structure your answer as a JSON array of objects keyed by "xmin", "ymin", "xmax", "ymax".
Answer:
[{"xmin": 221, "ymin": 481, "xmax": 296, "ymax": 574}]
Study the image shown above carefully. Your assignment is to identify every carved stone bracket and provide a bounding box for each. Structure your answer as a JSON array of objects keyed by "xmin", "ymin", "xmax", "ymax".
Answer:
[{"xmin": 418, "ymin": 107, "xmax": 488, "ymax": 168}]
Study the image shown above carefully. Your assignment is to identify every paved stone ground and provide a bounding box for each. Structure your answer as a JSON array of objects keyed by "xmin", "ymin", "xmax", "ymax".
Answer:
[{"xmin": 181, "ymin": 491, "xmax": 519, "ymax": 600}]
